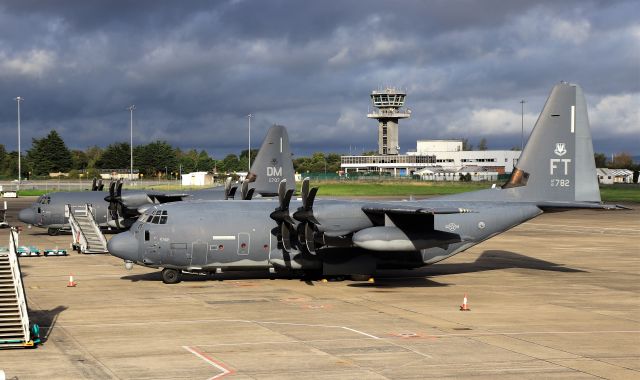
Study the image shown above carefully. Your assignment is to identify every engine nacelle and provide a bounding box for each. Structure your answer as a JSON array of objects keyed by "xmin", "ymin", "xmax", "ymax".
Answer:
[{"xmin": 353, "ymin": 226, "xmax": 460, "ymax": 251}]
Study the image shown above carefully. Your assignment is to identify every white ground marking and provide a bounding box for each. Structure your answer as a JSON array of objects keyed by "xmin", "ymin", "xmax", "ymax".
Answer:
[{"xmin": 183, "ymin": 345, "xmax": 234, "ymax": 380}]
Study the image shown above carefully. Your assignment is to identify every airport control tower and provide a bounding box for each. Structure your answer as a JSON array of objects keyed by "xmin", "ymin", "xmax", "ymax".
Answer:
[{"xmin": 367, "ymin": 88, "xmax": 411, "ymax": 155}]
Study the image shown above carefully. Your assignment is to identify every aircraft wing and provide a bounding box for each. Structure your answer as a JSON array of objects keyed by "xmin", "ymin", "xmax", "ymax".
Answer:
[
  {"xmin": 361, "ymin": 206, "xmax": 474, "ymax": 232},
  {"xmin": 145, "ymin": 193, "xmax": 191, "ymax": 204}
]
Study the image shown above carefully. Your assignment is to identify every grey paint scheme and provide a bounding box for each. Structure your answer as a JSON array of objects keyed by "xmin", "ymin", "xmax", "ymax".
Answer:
[
  {"xmin": 108, "ymin": 83, "xmax": 621, "ymax": 279},
  {"xmin": 18, "ymin": 125, "xmax": 296, "ymax": 230}
]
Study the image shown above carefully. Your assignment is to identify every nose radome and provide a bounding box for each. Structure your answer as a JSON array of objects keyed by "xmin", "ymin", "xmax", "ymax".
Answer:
[
  {"xmin": 18, "ymin": 208, "xmax": 35, "ymax": 225},
  {"xmin": 107, "ymin": 232, "xmax": 139, "ymax": 262}
]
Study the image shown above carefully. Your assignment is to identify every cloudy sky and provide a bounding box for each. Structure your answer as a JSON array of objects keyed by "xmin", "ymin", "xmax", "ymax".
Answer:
[{"xmin": 0, "ymin": 0, "xmax": 638, "ymax": 158}]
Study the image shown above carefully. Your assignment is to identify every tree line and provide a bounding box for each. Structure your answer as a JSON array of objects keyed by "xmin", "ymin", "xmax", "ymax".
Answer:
[{"xmin": 0, "ymin": 129, "xmax": 344, "ymax": 179}]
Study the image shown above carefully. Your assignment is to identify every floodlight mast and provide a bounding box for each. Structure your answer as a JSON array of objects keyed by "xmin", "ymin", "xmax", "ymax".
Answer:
[
  {"xmin": 14, "ymin": 97, "xmax": 23, "ymax": 190},
  {"xmin": 247, "ymin": 113, "xmax": 253, "ymax": 172},
  {"xmin": 520, "ymin": 100, "xmax": 526, "ymax": 151},
  {"xmin": 127, "ymin": 105, "xmax": 136, "ymax": 181}
]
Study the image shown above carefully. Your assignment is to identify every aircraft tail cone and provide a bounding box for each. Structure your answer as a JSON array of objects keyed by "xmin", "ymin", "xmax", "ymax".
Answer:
[
  {"xmin": 67, "ymin": 274, "xmax": 77, "ymax": 287},
  {"xmin": 460, "ymin": 294, "xmax": 470, "ymax": 311}
]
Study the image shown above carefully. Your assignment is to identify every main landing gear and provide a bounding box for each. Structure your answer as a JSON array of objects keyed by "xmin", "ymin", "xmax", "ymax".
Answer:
[{"xmin": 161, "ymin": 268, "xmax": 181, "ymax": 284}]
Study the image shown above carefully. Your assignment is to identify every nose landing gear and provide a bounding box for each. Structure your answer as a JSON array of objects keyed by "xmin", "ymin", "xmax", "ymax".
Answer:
[{"xmin": 161, "ymin": 268, "xmax": 181, "ymax": 284}]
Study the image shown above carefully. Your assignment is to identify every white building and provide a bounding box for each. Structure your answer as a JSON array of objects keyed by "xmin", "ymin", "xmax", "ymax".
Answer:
[
  {"xmin": 341, "ymin": 139, "xmax": 520, "ymax": 177},
  {"xmin": 416, "ymin": 140, "xmax": 463, "ymax": 153},
  {"xmin": 596, "ymin": 168, "xmax": 634, "ymax": 184},
  {"xmin": 181, "ymin": 171, "xmax": 214, "ymax": 186}
]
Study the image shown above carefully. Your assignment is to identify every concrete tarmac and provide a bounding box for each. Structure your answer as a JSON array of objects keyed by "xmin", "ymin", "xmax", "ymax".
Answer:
[{"xmin": 1, "ymin": 197, "xmax": 638, "ymax": 379}]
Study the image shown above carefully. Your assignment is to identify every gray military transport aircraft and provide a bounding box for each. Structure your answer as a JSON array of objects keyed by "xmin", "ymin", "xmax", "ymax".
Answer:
[
  {"xmin": 108, "ymin": 83, "xmax": 626, "ymax": 284},
  {"xmin": 18, "ymin": 125, "xmax": 295, "ymax": 234}
]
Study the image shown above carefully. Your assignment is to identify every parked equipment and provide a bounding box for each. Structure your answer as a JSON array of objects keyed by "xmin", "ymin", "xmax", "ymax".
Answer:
[
  {"xmin": 66, "ymin": 204, "xmax": 108, "ymax": 254},
  {"xmin": 0, "ymin": 227, "xmax": 40, "ymax": 348}
]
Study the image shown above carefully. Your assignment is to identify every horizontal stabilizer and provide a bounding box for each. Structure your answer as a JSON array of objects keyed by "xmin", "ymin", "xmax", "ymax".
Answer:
[{"xmin": 536, "ymin": 201, "xmax": 631, "ymax": 211}]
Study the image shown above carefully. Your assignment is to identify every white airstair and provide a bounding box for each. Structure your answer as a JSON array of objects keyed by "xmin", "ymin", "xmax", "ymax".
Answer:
[
  {"xmin": 66, "ymin": 204, "xmax": 108, "ymax": 254},
  {"xmin": 0, "ymin": 227, "xmax": 38, "ymax": 348}
]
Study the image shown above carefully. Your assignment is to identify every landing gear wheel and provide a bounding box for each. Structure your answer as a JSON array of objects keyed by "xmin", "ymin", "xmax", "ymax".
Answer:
[
  {"xmin": 48, "ymin": 228, "xmax": 60, "ymax": 236},
  {"xmin": 161, "ymin": 268, "xmax": 181, "ymax": 284}
]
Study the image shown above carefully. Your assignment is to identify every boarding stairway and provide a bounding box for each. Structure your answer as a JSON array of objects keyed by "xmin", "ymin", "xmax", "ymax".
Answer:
[
  {"xmin": 0, "ymin": 227, "xmax": 37, "ymax": 348},
  {"xmin": 67, "ymin": 204, "xmax": 108, "ymax": 254}
]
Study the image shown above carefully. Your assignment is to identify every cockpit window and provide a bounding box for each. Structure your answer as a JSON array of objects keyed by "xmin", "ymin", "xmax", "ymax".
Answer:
[
  {"xmin": 38, "ymin": 196, "xmax": 51, "ymax": 204},
  {"xmin": 145, "ymin": 210, "xmax": 168, "ymax": 224}
]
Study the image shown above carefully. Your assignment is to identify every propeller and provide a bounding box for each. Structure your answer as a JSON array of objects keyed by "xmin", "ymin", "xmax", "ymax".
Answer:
[
  {"xmin": 224, "ymin": 177, "xmax": 234, "ymax": 200},
  {"xmin": 115, "ymin": 180, "xmax": 125, "ymax": 222},
  {"xmin": 293, "ymin": 178, "xmax": 319, "ymax": 225},
  {"xmin": 97, "ymin": 179, "xmax": 104, "ymax": 191},
  {"xmin": 269, "ymin": 180, "xmax": 297, "ymax": 252},
  {"xmin": 104, "ymin": 179, "xmax": 126, "ymax": 228},
  {"xmin": 91, "ymin": 178, "xmax": 97, "ymax": 191},
  {"xmin": 240, "ymin": 179, "xmax": 255, "ymax": 200},
  {"xmin": 105, "ymin": 180, "xmax": 120, "ymax": 228},
  {"xmin": 292, "ymin": 178, "xmax": 321, "ymax": 254}
]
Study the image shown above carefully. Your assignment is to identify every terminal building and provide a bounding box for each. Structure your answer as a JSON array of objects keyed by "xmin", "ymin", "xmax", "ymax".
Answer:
[{"xmin": 341, "ymin": 88, "xmax": 521, "ymax": 178}]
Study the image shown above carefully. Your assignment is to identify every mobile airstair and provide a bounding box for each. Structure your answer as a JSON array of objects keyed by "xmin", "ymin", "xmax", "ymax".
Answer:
[
  {"xmin": 66, "ymin": 204, "xmax": 108, "ymax": 254},
  {"xmin": 0, "ymin": 227, "xmax": 39, "ymax": 348}
]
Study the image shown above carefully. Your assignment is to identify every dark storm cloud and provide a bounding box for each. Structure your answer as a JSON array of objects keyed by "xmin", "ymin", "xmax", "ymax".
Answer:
[{"xmin": 0, "ymin": 0, "xmax": 637, "ymax": 158}]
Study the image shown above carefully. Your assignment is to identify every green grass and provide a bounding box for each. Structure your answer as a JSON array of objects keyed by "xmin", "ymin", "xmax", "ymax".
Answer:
[
  {"xmin": 314, "ymin": 181, "xmax": 489, "ymax": 197},
  {"xmin": 600, "ymin": 184, "xmax": 640, "ymax": 203},
  {"xmin": 13, "ymin": 181, "xmax": 640, "ymax": 203},
  {"xmin": 16, "ymin": 189, "xmax": 49, "ymax": 196}
]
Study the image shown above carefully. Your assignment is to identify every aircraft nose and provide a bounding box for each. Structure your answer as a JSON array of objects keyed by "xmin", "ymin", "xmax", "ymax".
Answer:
[
  {"xmin": 107, "ymin": 232, "xmax": 139, "ymax": 262},
  {"xmin": 18, "ymin": 208, "xmax": 35, "ymax": 225}
]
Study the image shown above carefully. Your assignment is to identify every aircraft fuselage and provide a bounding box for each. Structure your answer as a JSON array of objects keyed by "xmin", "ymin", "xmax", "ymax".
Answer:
[{"xmin": 108, "ymin": 198, "xmax": 542, "ymax": 276}]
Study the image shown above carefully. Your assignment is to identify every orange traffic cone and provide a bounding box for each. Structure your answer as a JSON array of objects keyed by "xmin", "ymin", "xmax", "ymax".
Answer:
[
  {"xmin": 67, "ymin": 274, "xmax": 77, "ymax": 287},
  {"xmin": 459, "ymin": 294, "xmax": 470, "ymax": 311}
]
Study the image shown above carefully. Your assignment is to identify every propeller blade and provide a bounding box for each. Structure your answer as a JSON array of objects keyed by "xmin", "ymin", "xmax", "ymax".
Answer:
[
  {"xmin": 91, "ymin": 178, "xmax": 97, "ymax": 191},
  {"xmin": 269, "ymin": 189, "xmax": 295, "ymax": 224},
  {"xmin": 245, "ymin": 188, "xmax": 255, "ymax": 200},
  {"xmin": 278, "ymin": 179, "xmax": 287, "ymax": 206},
  {"xmin": 228, "ymin": 186, "xmax": 238, "ymax": 199},
  {"xmin": 116, "ymin": 180, "xmax": 123, "ymax": 198},
  {"xmin": 305, "ymin": 223, "xmax": 316, "ymax": 254},
  {"xmin": 241, "ymin": 180, "xmax": 249, "ymax": 200},
  {"xmin": 281, "ymin": 222, "xmax": 293, "ymax": 252},
  {"xmin": 306, "ymin": 187, "xmax": 318, "ymax": 210},
  {"xmin": 224, "ymin": 177, "xmax": 232, "ymax": 200},
  {"xmin": 301, "ymin": 177, "xmax": 310, "ymax": 206},
  {"xmin": 97, "ymin": 179, "xmax": 104, "ymax": 191}
]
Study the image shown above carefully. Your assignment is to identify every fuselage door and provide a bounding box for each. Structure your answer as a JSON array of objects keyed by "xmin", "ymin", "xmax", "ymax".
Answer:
[
  {"xmin": 237, "ymin": 233, "xmax": 250, "ymax": 255},
  {"xmin": 143, "ymin": 229, "xmax": 161, "ymax": 265},
  {"xmin": 191, "ymin": 242, "xmax": 208, "ymax": 267}
]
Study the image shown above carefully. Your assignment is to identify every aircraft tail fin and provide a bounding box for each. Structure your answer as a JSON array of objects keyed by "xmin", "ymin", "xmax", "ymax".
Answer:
[
  {"xmin": 248, "ymin": 125, "xmax": 296, "ymax": 196},
  {"xmin": 501, "ymin": 82, "xmax": 600, "ymax": 204}
]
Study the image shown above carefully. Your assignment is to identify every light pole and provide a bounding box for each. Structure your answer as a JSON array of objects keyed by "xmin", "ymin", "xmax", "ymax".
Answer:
[
  {"xmin": 14, "ymin": 97, "xmax": 24, "ymax": 190},
  {"xmin": 127, "ymin": 105, "xmax": 136, "ymax": 182},
  {"xmin": 520, "ymin": 100, "xmax": 526, "ymax": 151},
  {"xmin": 247, "ymin": 114, "xmax": 253, "ymax": 172}
]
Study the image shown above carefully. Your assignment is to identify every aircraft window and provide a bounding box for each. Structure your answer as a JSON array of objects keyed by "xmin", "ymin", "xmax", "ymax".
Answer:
[
  {"xmin": 37, "ymin": 196, "xmax": 44, "ymax": 204},
  {"xmin": 146, "ymin": 215, "xmax": 154, "ymax": 223},
  {"xmin": 151, "ymin": 215, "xmax": 161, "ymax": 224},
  {"xmin": 159, "ymin": 216, "xmax": 168, "ymax": 224},
  {"xmin": 144, "ymin": 230, "xmax": 150, "ymax": 241}
]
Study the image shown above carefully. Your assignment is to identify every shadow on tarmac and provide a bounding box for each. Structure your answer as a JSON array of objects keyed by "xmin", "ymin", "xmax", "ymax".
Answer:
[
  {"xmin": 30, "ymin": 305, "xmax": 67, "ymax": 343},
  {"xmin": 118, "ymin": 250, "xmax": 583, "ymax": 286}
]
